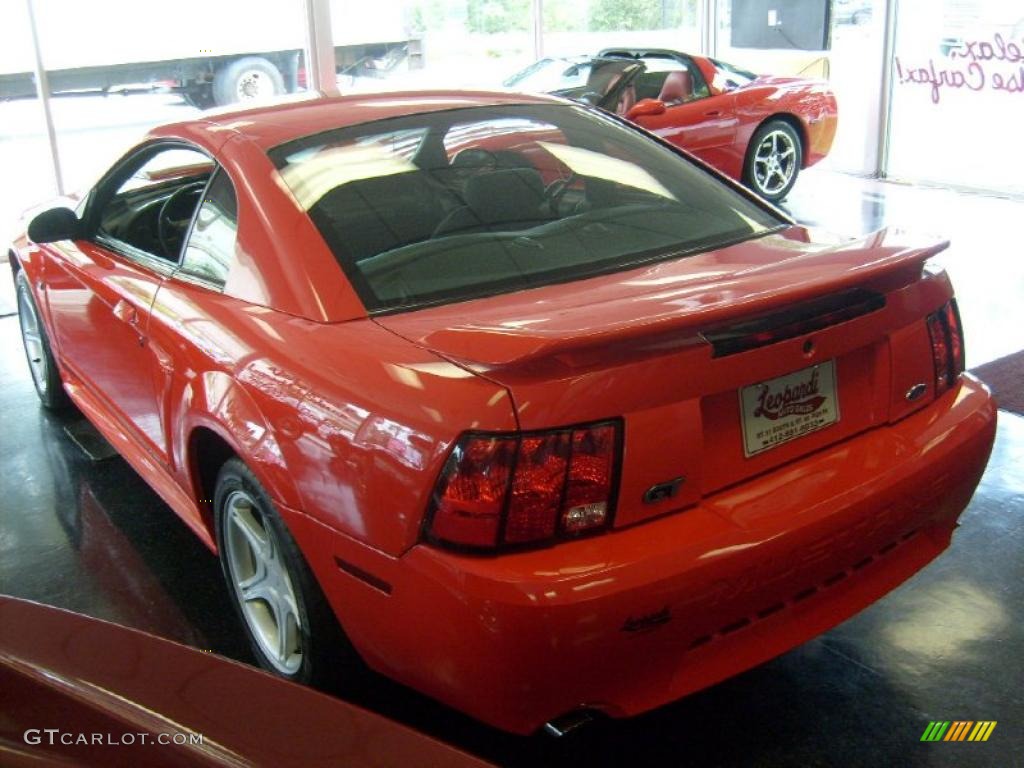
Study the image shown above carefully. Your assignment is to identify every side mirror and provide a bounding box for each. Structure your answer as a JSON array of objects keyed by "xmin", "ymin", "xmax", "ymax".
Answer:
[
  {"xmin": 27, "ymin": 206, "xmax": 80, "ymax": 244},
  {"xmin": 626, "ymin": 99, "xmax": 667, "ymax": 120}
]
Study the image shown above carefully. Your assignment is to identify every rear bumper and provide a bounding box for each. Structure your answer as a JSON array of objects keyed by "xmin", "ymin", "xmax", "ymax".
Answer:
[{"xmin": 301, "ymin": 375, "xmax": 996, "ymax": 735}]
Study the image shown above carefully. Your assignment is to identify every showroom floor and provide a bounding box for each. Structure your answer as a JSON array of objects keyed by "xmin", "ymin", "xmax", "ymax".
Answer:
[{"xmin": 2, "ymin": 170, "xmax": 1022, "ymax": 766}]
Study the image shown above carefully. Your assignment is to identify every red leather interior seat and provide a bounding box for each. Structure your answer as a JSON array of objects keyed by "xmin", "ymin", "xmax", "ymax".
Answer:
[{"xmin": 658, "ymin": 70, "xmax": 693, "ymax": 105}]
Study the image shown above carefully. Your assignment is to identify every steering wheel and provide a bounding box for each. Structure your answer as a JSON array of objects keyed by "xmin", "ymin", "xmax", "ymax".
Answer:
[
  {"xmin": 451, "ymin": 147, "xmax": 497, "ymax": 169},
  {"xmin": 157, "ymin": 182, "xmax": 205, "ymax": 259},
  {"xmin": 543, "ymin": 172, "xmax": 578, "ymax": 216}
]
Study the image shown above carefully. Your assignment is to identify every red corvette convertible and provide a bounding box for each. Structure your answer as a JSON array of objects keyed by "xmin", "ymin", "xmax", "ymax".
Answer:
[
  {"xmin": 505, "ymin": 48, "xmax": 838, "ymax": 201},
  {"xmin": 11, "ymin": 90, "xmax": 994, "ymax": 736}
]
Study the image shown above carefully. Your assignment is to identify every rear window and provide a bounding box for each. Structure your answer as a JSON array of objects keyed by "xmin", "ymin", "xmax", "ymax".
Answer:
[{"xmin": 268, "ymin": 104, "xmax": 782, "ymax": 314}]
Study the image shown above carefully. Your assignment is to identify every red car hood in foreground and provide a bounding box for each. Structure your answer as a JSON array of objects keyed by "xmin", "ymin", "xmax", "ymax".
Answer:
[
  {"xmin": 377, "ymin": 226, "xmax": 945, "ymax": 370},
  {"xmin": 0, "ymin": 596, "xmax": 491, "ymax": 768}
]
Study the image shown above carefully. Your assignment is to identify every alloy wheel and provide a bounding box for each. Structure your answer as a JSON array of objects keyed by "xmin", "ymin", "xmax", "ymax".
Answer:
[
  {"xmin": 752, "ymin": 129, "xmax": 798, "ymax": 197},
  {"xmin": 223, "ymin": 489, "xmax": 303, "ymax": 674},
  {"xmin": 18, "ymin": 286, "xmax": 49, "ymax": 397}
]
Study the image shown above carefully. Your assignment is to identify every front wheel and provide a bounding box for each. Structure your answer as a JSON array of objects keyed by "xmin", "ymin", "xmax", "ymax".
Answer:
[
  {"xmin": 15, "ymin": 270, "xmax": 69, "ymax": 410},
  {"xmin": 743, "ymin": 119, "xmax": 803, "ymax": 203},
  {"xmin": 214, "ymin": 458, "xmax": 358, "ymax": 687}
]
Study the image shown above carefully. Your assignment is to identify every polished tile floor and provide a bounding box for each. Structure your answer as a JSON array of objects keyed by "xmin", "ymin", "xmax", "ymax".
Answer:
[{"xmin": 2, "ymin": 171, "xmax": 1022, "ymax": 766}]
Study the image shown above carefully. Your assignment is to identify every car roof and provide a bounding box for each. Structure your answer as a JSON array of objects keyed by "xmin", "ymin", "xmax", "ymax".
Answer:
[{"xmin": 156, "ymin": 89, "xmax": 567, "ymax": 152}]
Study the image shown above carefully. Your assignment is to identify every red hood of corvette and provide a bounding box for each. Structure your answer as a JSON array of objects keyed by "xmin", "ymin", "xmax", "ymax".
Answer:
[{"xmin": 375, "ymin": 226, "xmax": 947, "ymax": 371}]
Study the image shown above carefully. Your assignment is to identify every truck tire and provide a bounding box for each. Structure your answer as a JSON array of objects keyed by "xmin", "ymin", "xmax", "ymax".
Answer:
[
  {"xmin": 213, "ymin": 56, "xmax": 285, "ymax": 107},
  {"xmin": 183, "ymin": 85, "xmax": 216, "ymax": 110}
]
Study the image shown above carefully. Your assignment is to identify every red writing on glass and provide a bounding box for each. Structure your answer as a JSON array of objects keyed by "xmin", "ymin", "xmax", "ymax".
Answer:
[{"xmin": 896, "ymin": 34, "xmax": 1024, "ymax": 103}]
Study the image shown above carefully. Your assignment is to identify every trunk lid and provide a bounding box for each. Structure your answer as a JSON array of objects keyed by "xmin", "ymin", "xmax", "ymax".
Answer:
[{"xmin": 376, "ymin": 225, "xmax": 949, "ymax": 527}]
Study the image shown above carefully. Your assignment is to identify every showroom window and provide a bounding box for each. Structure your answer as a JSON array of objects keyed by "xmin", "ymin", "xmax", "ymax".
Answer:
[
  {"xmin": 887, "ymin": 0, "xmax": 1024, "ymax": 193},
  {"xmin": 713, "ymin": 0, "xmax": 888, "ymax": 175},
  {"xmin": 4, "ymin": 0, "xmax": 1022, "ymax": 215},
  {"xmin": 1, "ymin": 0, "xmax": 309, "ymax": 211}
]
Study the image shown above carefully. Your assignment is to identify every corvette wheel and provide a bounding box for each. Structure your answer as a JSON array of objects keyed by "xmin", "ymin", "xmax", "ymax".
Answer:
[
  {"xmin": 15, "ymin": 270, "xmax": 69, "ymax": 410},
  {"xmin": 214, "ymin": 458, "xmax": 359, "ymax": 687},
  {"xmin": 744, "ymin": 120, "xmax": 803, "ymax": 203}
]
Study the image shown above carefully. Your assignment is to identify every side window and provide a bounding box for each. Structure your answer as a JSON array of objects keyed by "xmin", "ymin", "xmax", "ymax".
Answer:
[
  {"xmin": 96, "ymin": 146, "xmax": 212, "ymax": 264},
  {"xmin": 179, "ymin": 169, "xmax": 238, "ymax": 288}
]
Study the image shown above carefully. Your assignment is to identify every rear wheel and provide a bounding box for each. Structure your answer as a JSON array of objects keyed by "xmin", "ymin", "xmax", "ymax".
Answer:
[
  {"xmin": 212, "ymin": 56, "xmax": 285, "ymax": 107},
  {"xmin": 743, "ymin": 119, "xmax": 803, "ymax": 203},
  {"xmin": 182, "ymin": 85, "xmax": 216, "ymax": 110},
  {"xmin": 15, "ymin": 270, "xmax": 69, "ymax": 410},
  {"xmin": 214, "ymin": 458, "xmax": 359, "ymax": 687}
]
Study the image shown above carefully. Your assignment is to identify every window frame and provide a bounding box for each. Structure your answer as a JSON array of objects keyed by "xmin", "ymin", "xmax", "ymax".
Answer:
[
  {"xmin": 81, "ymin": 139, "xmax": 219, "ymax": 281},
  {"xmin": 597, "ymin": 49, "xmax": 712, "ymax": 106},
  {"xmin": 172, "ymin": 166, "xmax": 240, "ymax": 293},
  {"xmin": 267, "ymin": 103, "xmax": 790, "ymax": 316},
  {"xmin": 639, "ymin": 54, "xmax": 711, "ymax": 105}
]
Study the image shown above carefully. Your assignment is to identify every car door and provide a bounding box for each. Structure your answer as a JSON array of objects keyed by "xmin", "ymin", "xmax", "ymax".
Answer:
[
  {"xmin": 44, "ymin": 143, "xmax": 213, "ymax": 464},
  {"xmin": 630, "ymin": 57, "xmax": 739, "ymax": 170}
]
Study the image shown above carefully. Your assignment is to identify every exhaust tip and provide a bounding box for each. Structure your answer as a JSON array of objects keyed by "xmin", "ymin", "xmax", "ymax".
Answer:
[{"xmin": 542, "ymin": 710, "xmax": 598, "ymax": 738}]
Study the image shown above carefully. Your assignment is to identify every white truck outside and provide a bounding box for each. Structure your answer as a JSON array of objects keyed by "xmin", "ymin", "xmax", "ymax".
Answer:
[{"xmin": 0, "ymin": 0, "xmax": 418, "ymax": 107}]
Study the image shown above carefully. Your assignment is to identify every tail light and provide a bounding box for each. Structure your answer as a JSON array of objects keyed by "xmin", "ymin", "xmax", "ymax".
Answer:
[
  {"xmin": 926, "ymin": 299, "xmax": 965, "ymax": 397},
  {"xmin": 426, "ymin": 420, "xmax": 621, "ymax": 551}
]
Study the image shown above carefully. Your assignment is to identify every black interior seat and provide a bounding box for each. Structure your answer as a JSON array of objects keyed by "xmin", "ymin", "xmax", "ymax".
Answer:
[{"xmin": 433, "ymin": 168, "xmax": 548, "ymax": 237}]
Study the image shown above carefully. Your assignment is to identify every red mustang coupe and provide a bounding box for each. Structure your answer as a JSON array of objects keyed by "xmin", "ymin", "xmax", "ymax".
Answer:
[
  {"xmin": 11, "ymin": 90, "xmax": 994, "ymax": 736},
  {"xmin": 505, "ymin": 48, "xmax": 839, "ymax": 201}
]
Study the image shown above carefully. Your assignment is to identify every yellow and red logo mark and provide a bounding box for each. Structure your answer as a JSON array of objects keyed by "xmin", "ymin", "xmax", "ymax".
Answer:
[{"xmin": 921, "ymin": 721, "xmax": 997, "ymax": 742}]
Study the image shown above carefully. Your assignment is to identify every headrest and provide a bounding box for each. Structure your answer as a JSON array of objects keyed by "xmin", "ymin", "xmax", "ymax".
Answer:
[
  {"xmin": 659, "ymin": 70, "xmax": 693, "ymax": 104},
  {"xmin": 464, "ymin": 168, "xmax": 545, "ymax": 224}
]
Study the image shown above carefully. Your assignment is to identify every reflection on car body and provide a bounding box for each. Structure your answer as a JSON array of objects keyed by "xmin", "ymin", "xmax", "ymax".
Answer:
[{"xmin": 9, "ymin": 89, "xmax": 995, "ymax": 735}]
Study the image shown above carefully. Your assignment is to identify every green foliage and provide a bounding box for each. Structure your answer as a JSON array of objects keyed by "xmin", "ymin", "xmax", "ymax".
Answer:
[
  {"xmin": 543, "ymin": 0, "xmax": 586, "ymax": 32},
  {"xmin": 466, "ymin": 0, "xmax": 532, "ymax": 33},
  {"xmin": 588, "ymin": 0, "xmax": 688, "ymax": 31},
  {"xmin": 407, "ymin": 0, "xmax": 697, "ymax": 36}
]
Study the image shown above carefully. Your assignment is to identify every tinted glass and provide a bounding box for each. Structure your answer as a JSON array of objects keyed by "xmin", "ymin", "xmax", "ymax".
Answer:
[
  {"xmin": 180, "ymin": 169, "xmax": 238, "ymax": 287},
  {"xmin": 97, "ymin": 146, "xmax": 212, "ymax": 262},
  {"xmin": 269, "ymin": 104, "xmax": 782, "ymax": 313}
]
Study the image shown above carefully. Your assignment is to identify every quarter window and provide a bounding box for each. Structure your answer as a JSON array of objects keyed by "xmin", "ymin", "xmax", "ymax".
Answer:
[{"xmin": 180, "ymin": 170, "xmax": 238, "ymax": 288}]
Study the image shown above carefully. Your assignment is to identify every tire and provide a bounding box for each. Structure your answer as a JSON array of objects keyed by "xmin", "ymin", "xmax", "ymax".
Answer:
[
  {"xmin": 214, "ymin": 457, "xmax": 359, "ymax": 689},
  {"xmin": 212, "ymin": 56, "xmax": 285, "ymax": 107},
  {"xmin": 182, "ymin": 85, "xmax": 216, "ymax": 110},
  {"xmin": 15, "ymin": 270, "xmax": 70, "ymax": 410},
  {"xmin": 743, "ymin": 119, "xmax": 803, "ymax": 203}
]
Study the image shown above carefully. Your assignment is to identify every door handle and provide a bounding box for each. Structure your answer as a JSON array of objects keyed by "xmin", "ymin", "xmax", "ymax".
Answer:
[
  {"xmin": 704, "ymin": 109, "xmax": 721, "ymax": 116},
  {"xmin": 113, "ymin": 299, "xmax": 138, "ymax": 326}
]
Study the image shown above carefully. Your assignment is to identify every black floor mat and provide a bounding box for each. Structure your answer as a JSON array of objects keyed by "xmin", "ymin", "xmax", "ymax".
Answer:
[{"xmin": 972, "ymin": 349, "xmax": 1024, "ymax": 417}]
